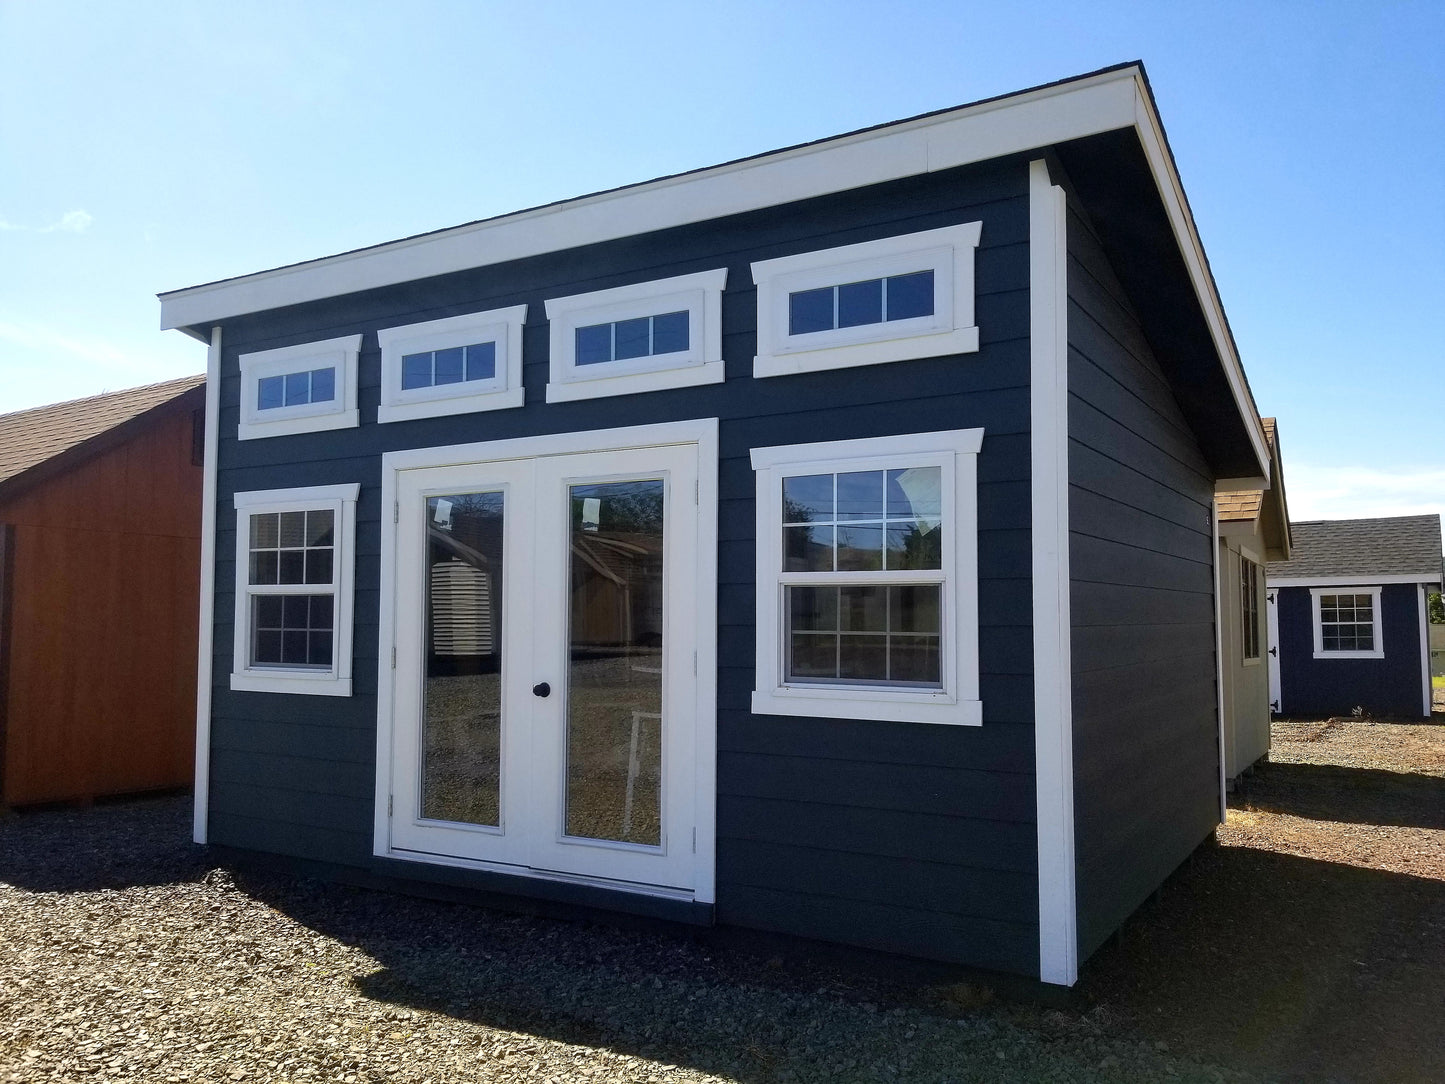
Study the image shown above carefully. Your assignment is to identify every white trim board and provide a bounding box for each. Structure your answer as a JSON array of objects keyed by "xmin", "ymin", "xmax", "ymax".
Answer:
[
  {"xmin": 1028, "ymin": 159, "xmax": 1077, "ymax": 988},
  {"xmin": 193, "ymin": 328, "xmax": 221, "ymax": 845},
  {"xmin": 1419, "ymin": 585, "xmax": 1432, "ymax": 718},
  {"xmin": 1268, "ymin": 574, "xmax": 1443, "ymax": 588}
]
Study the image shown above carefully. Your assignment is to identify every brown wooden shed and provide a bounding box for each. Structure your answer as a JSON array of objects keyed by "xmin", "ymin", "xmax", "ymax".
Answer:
[{"xmin": 0, "ymin": 375, "xmax": 205, "ymax": 806}]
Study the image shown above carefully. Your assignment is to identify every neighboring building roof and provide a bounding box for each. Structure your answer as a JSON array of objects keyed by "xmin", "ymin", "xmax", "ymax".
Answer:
[
  {"xmin": 1267, "ymin": 514, "xmax": 1445, "ymax": 584},
  {"xmin": 1217, "ymin": 418, "xmax": 1277, "ymax": 522},
  {"xmin": 0, "ymin": 374, "xmax": 205, "ymax": 490}
]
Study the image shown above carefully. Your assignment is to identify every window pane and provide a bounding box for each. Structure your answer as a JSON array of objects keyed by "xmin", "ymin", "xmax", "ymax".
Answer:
[
  {"xmin": 836, "ymin": 279, "xmax": 883, "ymax": 328},
  {"xmin": 652, "ymin": 311, "xmax": 689, "ymax": 354},
  {"xmin": 306, "ymin": 509, "xmax": 334, "ymax": 546},
  {"xmin": 783, "ymin": 474, "xmax": 833, "ymax": 522},
  {"xmin": 402, "ymin": 352, "xmax": 433, "ymax": 390},
  {"xmin": 257, "ymin": 376, "xmax": 284, "ymax": 411},
  {"xmin": 1356, "ymin": 627, "xmax": 1374, "ymax": 650},
  {"xmin": 253, "ymin": 630, "xmax": 282, "ymax": 664},
  {"xmin": 249, "ymin": 551, "xmax": 279, "ymax": 585},
  {"xmin": 886, "ymin": 521, "xmax": 942, "ymax": 569},
  {"xmin": 309, "ymin": 367, "xmax": 335, "ymax": 402},
  {"xmin": 784, "ymin": 524, "xmax": 834, "ymax": 571},
  {"xmin": 284, "ymin": 371, "xmax": 310, "ymax": 407},
  {"xmin": 789, "ymin": 287, "xmax": 834, "ymax": 335},
  {"xmin": 890, "ymin": 636, "xmax": 940, "ymax": 683},
  {"xmin": 278, "ymin": 550, "xmax": 306, "ymax": 584},
  {"xmin": 251, "ymin": 592, "xmax": 334, "ymax": 669},
  {"xmin": 836, "ymin": 525, "xmax": 884, "ymax": 571},
  {"xmin": 310, "ymin": 594, "xmax": 333, "ymax": 628},
  {"xmin": 250, "ymin": 512, "xmax": 279, "ymax": 549},
  {"xmin": 789, "ymin": 586, "xmax": 837, "ymax": 632},
  {"xmin": 282, "ymin": 630, "xmax": 308, "ymax": 663},
  {"xmin": 433, "ymin": 347, "xmax": 465, "ymax": 385},
  {"xmin": 307, "ymin": 631, "xmax": 333, "ymax": 666},
  {"xmin": 886, "ymin": 271, "xmax": 934, "ymax": 321},
  {"xmin": 576, "ymin": 323, "xmax": 613, "ymax": 365},
  {"xmin": 887, "ymin": 467, "xmax": 941, "ymax": 519},
  {"xmin": 891, "ymin": 585, "xmax": 940, "ymax": 633},
  {"xmin": 839, "ymin": 585, "xmax": 887, "ymax": 632},
  {"xmin": 613, "ymin": 317, "xmax": 651, "ymax": 360},
  {"xmin": 255, "ymin": 595, "xmax": 284, "ymax": 628},
  {"xmin": 838, "ymin": 636, "xmax": 888, "ymax": 681},
  {"xmin": 305, "ymin": 549, "xmax": 333, "ymax": 585},
  {"xmin": 465, "ymin": 341, "xmax": 496, "ymax": 381},
  {"xmin": 278, "ymin": 511, "xmax": 306, "ymax": 548},
  {"xmin": 282, "ymin": 594, "xmax": 310, "ymax": 627},
  {"xmin": 837, "ymin": 471, "xmax": 884, "ymax": 520},
  {"xmin": 790, "ymin": 633, "xmax": 837, "ymax": 678}
]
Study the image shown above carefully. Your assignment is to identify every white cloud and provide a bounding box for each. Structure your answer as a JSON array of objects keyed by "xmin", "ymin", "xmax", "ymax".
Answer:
[
  {"xmin": 0, "ymin": 209, "xmax": 95, "ymax": 233},
  {"xmin": 1286, "ymin": 462, "xmax": 1445, "ymax": 527}
]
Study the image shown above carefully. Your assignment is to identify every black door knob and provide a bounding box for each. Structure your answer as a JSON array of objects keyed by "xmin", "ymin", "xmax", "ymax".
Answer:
[{"xmin": 532, "ymin": 682, "xmax": 551, "ymax": 697}]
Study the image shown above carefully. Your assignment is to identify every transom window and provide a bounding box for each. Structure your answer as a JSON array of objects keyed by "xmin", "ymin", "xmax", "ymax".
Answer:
[
  {"xmin": 232, "ymin": 484, "xmax": 359, "ymax": 696},
  {"xmin": 377, "ymin": 305, "xmax": 527, "ymax": 424},
  {"xmin": 751, "ymin": 429, "xmax": 982, "ymax": 726},
  {"xmin": 788, "ymin": 271, "xmax": 934, "ymax": 336},
  {"xmin": 1310, "ymin": 586, "xmax": 1384, "ymax": 660},
  {"xmin": 576, "ymin": 311, "xmax": 689, "ymax": 366},
  {"xmin": 401, "ymin": 342, "xmax": 496, "ymax": 390},
  {"xmin": 1241, "ymin": 556, "xmax": 1261, "ymax": 662},
  {"xmin": 258, "ymin": 367, "xmax": 335, "ymax": 411}
]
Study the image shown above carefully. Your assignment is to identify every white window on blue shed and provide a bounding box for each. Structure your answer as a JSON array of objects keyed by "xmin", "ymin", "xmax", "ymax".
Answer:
[
  {"xmin": 1310, "ymin": 586, "xmax": 1385, "ymax": 660},
  {"xmin": 377, "ymin": 306, "xmax": 527, "ymax": 423},
  {"xmin": 543, "ymin": 269, "xmax": 726, "ymax": 403},
  {"xmin": 237, "ymin": 335, "xmax": 361, "ymax": 440},
  {"xmin": 232, "ymin": 484, "xmax": 359, "ymax": 696},
  {"xmin": 750, "ymin": 428, "xmax": 983, "ymax": 726},
  {"xmin": 750, "ymin": 222, "xmax": 981, "ymax": 379}
]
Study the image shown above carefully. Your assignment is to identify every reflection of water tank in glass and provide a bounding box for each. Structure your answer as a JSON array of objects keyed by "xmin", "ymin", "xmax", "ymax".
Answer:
[{"xmin": 430, "ymin": 558, "xmax": 494, "ymax": 657}]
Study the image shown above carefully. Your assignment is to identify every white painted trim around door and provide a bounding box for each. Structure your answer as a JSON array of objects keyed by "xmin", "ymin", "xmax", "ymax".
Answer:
[
  {"xmin": 193, "ymin": 327, "xmax": 221, "ymax": 845},
  {"xmin": 1029, "ymin": 159, "xmax": 1077, "ymax": 988}
]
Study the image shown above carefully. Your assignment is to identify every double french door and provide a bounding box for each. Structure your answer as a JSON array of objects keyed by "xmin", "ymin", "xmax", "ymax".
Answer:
[{"xmin": 380, "ymin": 431, "xmax": 710, "ymax": 896}]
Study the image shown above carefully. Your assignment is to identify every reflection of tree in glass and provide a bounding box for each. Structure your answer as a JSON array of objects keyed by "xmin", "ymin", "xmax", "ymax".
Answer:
[
  {"xmin": 572, "ymin": 481, "xmax": 663, "ymax": 533},
  {"xmin": 783, "ymin": 497, "xmax": 815, "ymax": 524}
]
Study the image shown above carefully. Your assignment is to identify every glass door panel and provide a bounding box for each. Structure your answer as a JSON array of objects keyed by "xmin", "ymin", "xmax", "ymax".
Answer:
[
  {"xmin": 420, "ymin": 491, "xmax": 504, "ymax": 827},
  {"xmin": 564, "ymin": 480, "xmax": 664, "ymax": 846}
]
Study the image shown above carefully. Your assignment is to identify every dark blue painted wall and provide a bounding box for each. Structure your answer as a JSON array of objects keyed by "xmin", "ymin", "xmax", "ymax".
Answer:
[
  {"xmin": 202, "ymin": 156, "xmax": 1043, "ymax": 975},
  {"xmin": 1276, "ymin": 583, "xmax": 1427, "ymax": 719},
  {"xmin": 1063, "ymin": 191, "xmax": 1221, "ymax": 964}
]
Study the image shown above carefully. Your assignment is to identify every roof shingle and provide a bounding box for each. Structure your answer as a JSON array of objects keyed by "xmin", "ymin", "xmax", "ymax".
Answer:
[{"xmin": 1266, "ymin": 514, "xmax": 1444, "ymax": 583}]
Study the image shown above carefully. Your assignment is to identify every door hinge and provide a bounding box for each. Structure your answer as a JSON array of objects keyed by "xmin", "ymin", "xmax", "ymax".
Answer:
[
  {"xmin": 694, "ymin": 479, "xmax": 699, "ymax": 505},
  {"xmin": 692, "ymin": 826, "xmax": 696, "ymax": 853},
  {"xmin": 391, "ymin": 646, "xmax": 397, "ymax": 668},
  {"xmin": 1268, "ymin": 646, "xmax": 1277, "ymax": 657},
  {"xmin": 388, "ymin": 795, "xmax": 393, "ymax": 816},
  {"xmin": 693, "ymin": 651, "xmax": 697, "ymax": 676},
  {"xmin": 394, "ymin": 501, "xmax": 399, "ymax": 524}
]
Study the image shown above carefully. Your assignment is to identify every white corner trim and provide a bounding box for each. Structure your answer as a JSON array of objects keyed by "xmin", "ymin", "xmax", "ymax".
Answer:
[
  {"xmin": 230, "ymin": 483, "xmax": 360, "ymax": 696},
  {"xmin": 1268, "ymin": 573, "xmax": 1441, "ymax": 588},
  {"xmin": 1419, "ymin": 584, "xmax": 1432, "ymax": 718},
  {"xmin": 750, "ymin": 222, "xmax": 982, "ymax": 378},
  {"xmin": 236, "ymin": 335, "xmax": 361, "ymax": 440},
  {"xmin": 543, "ymin": 268, "xmax": 727, "ymax": 402},
  {"xmin": 1029, "ymin": 159, "xmax": 1077, "ymax": 987},
  {"xmin": 377, "ymin": 305, "xmax": 527, "ymax": 423},
  {"xmin": 1212, "ymin": 499, "xmax": 1226, "ymax": 819},
  {"xmin": 1309, "ymin": 585, "xmax": 1385, "ymax": 660},
  {"xmin": 748, "ymin": 427, "xmax": 983, "ymax": 727},
  {"xmin": 193, "ymin": 327, "xmax": 221, "ymax": 845}
]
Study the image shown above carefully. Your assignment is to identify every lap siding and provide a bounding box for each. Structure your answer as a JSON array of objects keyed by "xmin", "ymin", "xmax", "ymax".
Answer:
[{"xmin": 1065, "ymin": 195, "xmax": 1220, "ymax": 968}]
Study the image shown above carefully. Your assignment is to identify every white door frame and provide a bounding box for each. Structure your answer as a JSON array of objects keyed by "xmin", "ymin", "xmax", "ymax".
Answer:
[
  {"xmin": 374, "ymin": 418, "xmax": 719, "ymax": 904},
  {"xmin": 1266, "ymin": 585, "xmax": 1281, "ymax": 714}
]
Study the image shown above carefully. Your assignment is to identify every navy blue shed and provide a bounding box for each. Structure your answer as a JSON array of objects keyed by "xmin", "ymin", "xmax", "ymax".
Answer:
[
  {"xmin": 1266, "ymin": 515, "xmax": 1443, "ymax": 720},
  {"xmin": 159, "ymin": 63, "xmax": 1271, "ymax": 987}
]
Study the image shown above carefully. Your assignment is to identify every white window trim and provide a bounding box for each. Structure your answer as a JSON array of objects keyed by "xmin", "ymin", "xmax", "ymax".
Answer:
[
  {"xmin": 1241, "ymin": 553, "xmax": 1262, "ymax": 667},
  {"xmin": 1311, "ymin": 586, "xmax": 1385, "ymax": 660},
  {"xmin": 750, "ymin": 222, "xmax": 982, "ymax": 379},
  {"xmin": 237, "ymin": 335, "xmax": 361, "ymax": 440},
  {"xmin": 543, "ymin": 268, "xmax": 727, "ymax": 403},
  {"xmin": 231, "ymin": 483, "xmax": 359, "ymax": 696},
  {"xmin": 750, "ymin": 427, "xmax": 982, "ymax": 726},
  {"xmin": 376, "ymin": 305, "xmax": 527, "ymax": 423}
]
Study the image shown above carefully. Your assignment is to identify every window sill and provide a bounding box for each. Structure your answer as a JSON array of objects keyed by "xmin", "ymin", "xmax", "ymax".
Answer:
[
  {"xmin": 754, "ymin": 325, "xmax": 980, "ymax": 378},
  {"xmin": 238, "ymin": 408, "xmax": 360, "ymax": 441},
  {"xmin": 231, "ymin": 670, "xmax": 353, "ymax": 697},
  {"xmin": 1312, "ymin": 650, "xmax": 1385, "ymax": 661},
  {"xmin": 545, "ymin": 358, "xmax": 724, "ymax": 403},
  {"xmin": 751, "ymin": 688, "xmax": 981, "ymax": 726},
  {"xmin": 378, "ymin": 387, "xmax": 524, "ymax": 424}
]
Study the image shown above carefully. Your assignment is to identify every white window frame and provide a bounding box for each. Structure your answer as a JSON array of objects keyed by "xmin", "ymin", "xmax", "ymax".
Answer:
[
  {"xmin": 1241, "ymin": 553, "xmax": 1262, "ymax": 666},
  {"xmin": 751, "ymin": 428, "xmax": 982, "ymax": 726},
  {"xmin": 1311, "ymin": 586, "xmax": 1385, "ymax": 660},
  {"xmin": 376, "ymin": 305, "xmax": 527, "ymax": 423},
  {"xmin": 231, "ymin": 483, "xmax": 359, "ymax": 696},
  {"xmin": 750, "ymin": 222, "xmax": 982, "ymax": 379},
  {"xmin": 237, "ymin": 335, "xmax": 361, "ymax": 440},
  {"xmin": 543, "ymin": 268, "xmax": 727, "ymax": 403}
]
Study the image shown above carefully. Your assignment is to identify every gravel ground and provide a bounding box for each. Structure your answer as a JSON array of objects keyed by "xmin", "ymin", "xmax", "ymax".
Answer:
[{"xmin": 3, "ymin": 717, "xmax": 1441, "ymax": 1083}]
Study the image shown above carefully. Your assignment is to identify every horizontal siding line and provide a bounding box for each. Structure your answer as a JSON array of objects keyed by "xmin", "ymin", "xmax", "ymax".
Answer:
[
  {"xmin": 1065, "ymin": 337, "xmax": 1196, "ymax": 451},
  {"xmin": 208, "ymin": 808, "xmax": 370, "ymax": 844},
  {"xmin": 1066, "ymin": 258, "xmax": 1179, "ymax": 401},
  {"xmin": 1070, "ymin": 647, "xmax": 1218, "ymax": 677},
  {"xmin": 209, "ymin": 740, "xmax": 372, "ymax": 768},
  {"xmin": 1068, "ymin": 574, "xmax": 1213, "ymax": 596},
  {"xmin": 719, "ymin": 746, "xmax": 1041, "ymax": 775},
  {"xmin": 716, "ymin": 832, "xmax": 1038, "ymax": 880},
  {"xmin": 1067, "ymin": 483, "xmax": 1211, "ymax": 535},
  {"xmin": 1067, "ymin": 392, "xmax": 1212, "ymax": 490},
  {"xmin": 714, "ymin": 790, "xmax": 1039, "ymax": 829},
  {"xmin": 1067, "ymin": 527, "xmax": 1213, "ymax": 568},
  {"xmin": 716, "ymin": 877, "xmax": 1040, "ymax": 934}
]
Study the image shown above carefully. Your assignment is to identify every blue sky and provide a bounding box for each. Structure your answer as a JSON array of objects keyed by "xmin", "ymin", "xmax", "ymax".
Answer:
[{"xmin": 1, "ymin": 0, "xmax": 1441, "ymax": 527}]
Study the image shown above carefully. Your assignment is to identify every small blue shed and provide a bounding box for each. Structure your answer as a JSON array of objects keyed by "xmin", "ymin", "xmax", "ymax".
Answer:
[{"xmin": 1266, "ymin": 515, "xmax": 1443, "ymax": 720}]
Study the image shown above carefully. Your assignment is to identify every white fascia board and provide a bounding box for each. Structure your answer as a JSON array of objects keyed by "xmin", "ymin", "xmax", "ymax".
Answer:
[
  {"xmin": 159, "ymin": 70, "xmax": 1140, "ymax": 331},
  {"xmin": 1268, "ymin": 574, "xmax": 1445, "ymax": 588}
]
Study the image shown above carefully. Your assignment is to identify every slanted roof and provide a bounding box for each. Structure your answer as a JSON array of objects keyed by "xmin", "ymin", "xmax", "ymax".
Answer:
[
  {"xmin": 1267, "ymin": 515, "xmax": 1444, "ymax": 586},
  {"xmin": 159, "ymin": 62, "xmax": 1268, "ymax": 481},
  {"xmin": 0, "ymin": 375, "xmax": 205, "ymax": 497},
  {"xmin": 1216, "ymin": 418, "xmax": 1291, "ymax": 558}
]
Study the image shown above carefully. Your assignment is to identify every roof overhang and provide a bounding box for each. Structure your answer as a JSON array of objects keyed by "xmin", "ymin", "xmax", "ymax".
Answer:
[
  {"xmin": 1268, "ymin": 574, "xmax": 1445, "ymax": 589},
  {"xmin": 158, "ymin": 62, "xmax": 1268, "ymax": 478}
]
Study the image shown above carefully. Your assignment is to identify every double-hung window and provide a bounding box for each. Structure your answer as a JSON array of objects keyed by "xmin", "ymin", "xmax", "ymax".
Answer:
[
  {"xmin": 750, "ymin": 222, "xmax": 982, "ymax": 378},
  {"xmin": 543, "ymin": 268, "xmax": 727, "ymax": 402},
  {"xmin": 1241, "ymin": 556, "xmax": 1261, "ymax": 663},
  {"xmin": 237, "ymin": 335, "xmax": 361, "ymax": 440},
  {"xmin": 377, "ymin": 305, "xmax": 527, "ymax": 423},
  {"xmin": 232, "ymin": 484, "xmax": 359, "ymax": 695},
  {"xmin": 751, "ymin": 428, "xmax": 982, "ymax": 725},
  {"xmin": 1311, "ymin": 587, "xmax": 1384, "ymax": 659}
]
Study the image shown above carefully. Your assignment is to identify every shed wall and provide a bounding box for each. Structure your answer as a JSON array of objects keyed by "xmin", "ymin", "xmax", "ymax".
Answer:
[
  {"xmin": 204, "ymin": 159, "xmax": 1044, "ymax": 974},
  {"xmin": 0, "ymin": 407, "xmax": 201, "ymax": 805},
  {"xmin": 1064, "ymin": 197, "xmax": 1220, "ymax": 963}
]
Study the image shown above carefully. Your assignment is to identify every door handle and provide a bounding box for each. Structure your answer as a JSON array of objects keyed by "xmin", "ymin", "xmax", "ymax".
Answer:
[{"xmin": 532, "ymin": 682, "xmax": 551, "ymax": 698}]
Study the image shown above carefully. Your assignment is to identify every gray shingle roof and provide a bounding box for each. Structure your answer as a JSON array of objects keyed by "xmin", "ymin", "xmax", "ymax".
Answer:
[{"xmin": 1266, "ymin": 515, "xmax": 1444, "ymax": 583}]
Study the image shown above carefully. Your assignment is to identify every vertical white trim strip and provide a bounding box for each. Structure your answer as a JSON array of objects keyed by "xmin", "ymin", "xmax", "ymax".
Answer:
[
  {"xmin": 1212, "ymin": 499, "xmax": 1226, "ymax": 818},
  {"xmin": 1419, "ymin": 584, "xmax": 1431, "ymax": 719},
  {"xmin": 1029, "ymin": 159, "xmax": 1076, "ymax": 987},
  {"xmin": 193, "ymin": 327, "xmax": 221, "ymax": 845}
]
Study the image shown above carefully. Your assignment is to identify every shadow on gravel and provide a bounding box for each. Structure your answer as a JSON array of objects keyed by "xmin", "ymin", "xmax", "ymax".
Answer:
[
  {"xmin": 1233, "ymin": 760, "xmax": 1445, "ymax": 829},
  {"xmin": 1078, "ymin": 837, "xmax": 1445, "ymax": 1084},
  {"xmin": 0, "ymin": 793, "xmax": 205, "ymax": 892}
]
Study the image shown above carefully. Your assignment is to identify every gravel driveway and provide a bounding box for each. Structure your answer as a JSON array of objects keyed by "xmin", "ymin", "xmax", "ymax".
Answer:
[{"xmin": 0, "ymin": 798, "xmax": 1252, "ymax": 1083}]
